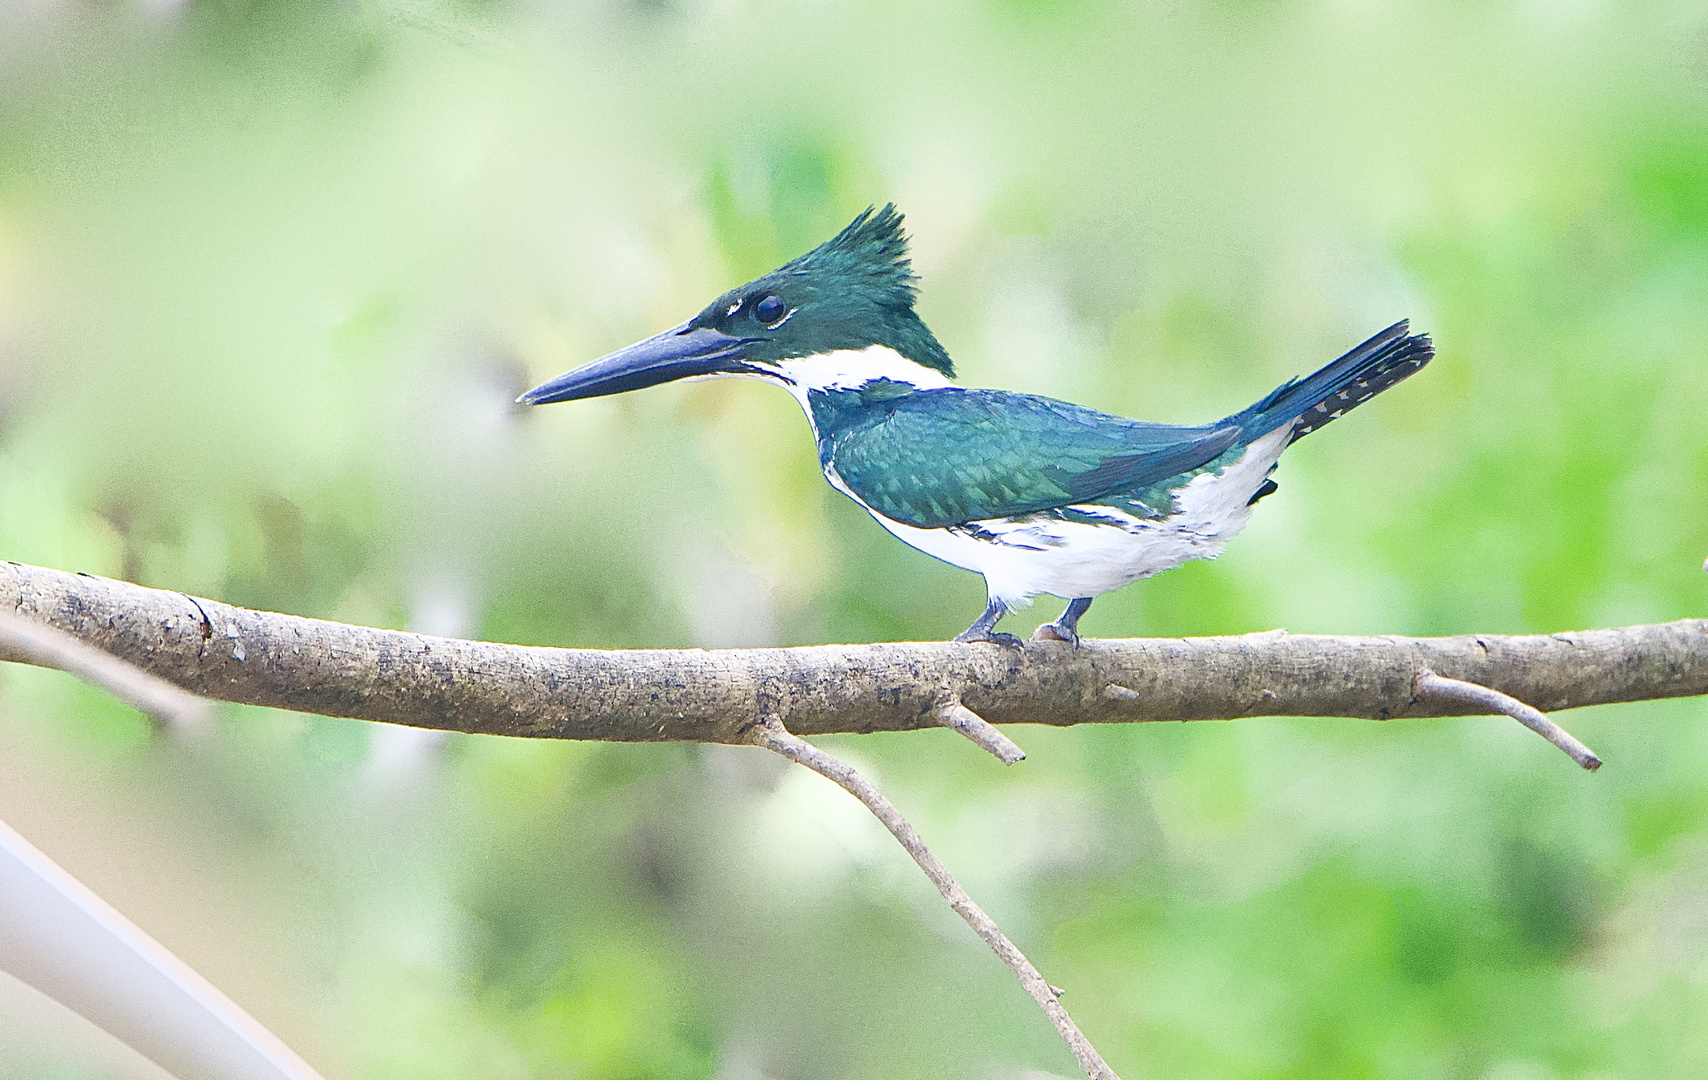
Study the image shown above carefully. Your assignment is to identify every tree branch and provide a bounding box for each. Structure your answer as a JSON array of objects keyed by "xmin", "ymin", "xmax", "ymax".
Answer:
[
  {"xmin": 1414, "ymin": 668, "xmax": 1602, "ymax": 770},
  {"xmin": 746, "ymin": 716, "xmax": 1117, "ymax": 1080},
  {"xmin": 7, "ymin": 559, "xmax": 1697, "ymax": 1080},
  {"xmin": 1, "ymin": 562, "xmax": 1700, "ymax": 745},
  {"xmin": 0, "ymin": 607, "xmax": 209, "ymax": 729}
]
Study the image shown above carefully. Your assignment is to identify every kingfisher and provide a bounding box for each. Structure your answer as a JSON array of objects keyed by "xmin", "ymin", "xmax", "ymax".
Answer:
[{"xmin": 520, "ymin": 206, "xmax": 1432, "ymax": 646}]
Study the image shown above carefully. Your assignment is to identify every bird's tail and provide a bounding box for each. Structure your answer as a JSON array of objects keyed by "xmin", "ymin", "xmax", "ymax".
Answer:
[{"xmin": 1235, "ymin": 321, "xmax": 1434, "ymax": 444}]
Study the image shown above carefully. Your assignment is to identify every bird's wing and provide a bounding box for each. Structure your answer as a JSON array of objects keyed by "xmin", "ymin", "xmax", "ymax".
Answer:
[{"xmin": 825, "ymin": 389, "xmax": 1240, "ymax": 529}]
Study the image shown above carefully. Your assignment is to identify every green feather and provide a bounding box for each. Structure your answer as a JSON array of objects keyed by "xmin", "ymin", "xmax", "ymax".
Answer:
[{"xmin": 814, "ymin": 386, "xmax": 1240, "ymax": 528}]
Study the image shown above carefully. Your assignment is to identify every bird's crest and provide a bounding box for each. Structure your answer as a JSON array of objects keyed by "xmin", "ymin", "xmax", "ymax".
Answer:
[{"xmin": 779, "ymin": 204, "xmax": 919, "ymax": 310}]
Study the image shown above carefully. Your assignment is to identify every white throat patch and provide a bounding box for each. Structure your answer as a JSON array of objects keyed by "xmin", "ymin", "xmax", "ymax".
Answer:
[{"xmin": 771, "ymin": 345, "xmax": 954, "ymax": 410}]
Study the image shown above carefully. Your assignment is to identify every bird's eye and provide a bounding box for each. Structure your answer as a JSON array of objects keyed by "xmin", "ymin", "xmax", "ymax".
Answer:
[{"xmin": 752, "ymin": 294, "xmax": 787, "ymax": 327}]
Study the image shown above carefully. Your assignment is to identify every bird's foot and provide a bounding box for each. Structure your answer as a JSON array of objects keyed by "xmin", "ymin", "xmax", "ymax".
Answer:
[
  {"xmin": 955, "ymin": 598, "xmax": 1021, "ymax": 647},
  {"xmin": 1031, "ymin": 598, "xmax": 1092, "ymax": 647},
  {"xmin": 954, "ymin": 628, "xmax": 1024, "ymax": 648},
  {"xmin": 1031, "ymin": 622, "xmax": 1080, "ymax": 647}
]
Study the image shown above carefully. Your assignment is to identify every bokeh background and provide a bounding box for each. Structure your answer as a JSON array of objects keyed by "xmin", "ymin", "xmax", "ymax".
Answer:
[{"xmin": 0, "ymin": 0, "xmax": 1706, "ymax": 1077}]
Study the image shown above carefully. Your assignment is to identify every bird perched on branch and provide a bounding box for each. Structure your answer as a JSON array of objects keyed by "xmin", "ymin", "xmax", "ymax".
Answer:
[{"xmin": 520, "ymin": 206, "xmax": 1432, "ymax": 646}]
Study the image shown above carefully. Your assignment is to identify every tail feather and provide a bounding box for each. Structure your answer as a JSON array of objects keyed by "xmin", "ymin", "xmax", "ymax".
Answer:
[{"xmin": 1236, "ymin": 321, "xmax": 1434, "ymax": 443}]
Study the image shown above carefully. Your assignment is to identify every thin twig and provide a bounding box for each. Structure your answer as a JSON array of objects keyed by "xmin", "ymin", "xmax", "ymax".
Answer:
[
  {"xmin": 0, "ymin": 608, "xmax": 209, "ymax": 730},
  {"xmin": 933, "ymin": 691, "xmax": 1025, "ymax": 764},
  {"xmin": 746, "ymin": 716, "xmax": 1120, "ymax": 1080},
  {"xmin": 1414, "ymin": 669, "xmax": 1602, "ymax": 770}
]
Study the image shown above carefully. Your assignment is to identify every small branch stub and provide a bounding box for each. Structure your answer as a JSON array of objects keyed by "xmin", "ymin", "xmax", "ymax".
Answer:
[
  {"xmin": 933, "ymin": 692, "xmax": 1025, "ymax": 764},
  {"xmin": 1414, "ymin": 668, "xmax": 1602, "ymax": 770}
]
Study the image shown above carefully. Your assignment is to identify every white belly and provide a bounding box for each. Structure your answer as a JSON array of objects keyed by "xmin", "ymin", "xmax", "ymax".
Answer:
[{"xmin": 833, "ymin": 426, "xmax": 1291, "ymax": 609}]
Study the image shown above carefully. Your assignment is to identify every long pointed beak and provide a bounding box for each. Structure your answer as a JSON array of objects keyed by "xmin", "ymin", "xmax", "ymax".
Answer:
[{"xmin": 517, "ymin": 322, "xmax": 759, "ymax": 405}]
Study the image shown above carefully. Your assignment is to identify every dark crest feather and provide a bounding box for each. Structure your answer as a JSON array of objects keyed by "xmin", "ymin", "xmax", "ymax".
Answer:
[{"xmin": 781, "ymin": 204, "xmax": 919, "ymax": 309}]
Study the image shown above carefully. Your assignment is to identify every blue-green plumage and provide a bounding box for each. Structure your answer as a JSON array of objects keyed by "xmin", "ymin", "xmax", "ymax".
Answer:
[
  {"xmin": 520, "ymin": 206, "xmax": 1434, "ymax": 645},
  {"xmin": 810, "ymin": 317, "xmax": 1429, "ymax": 530},
  {"xmin": 810, "ymin": 386, "xmax": 1239, "ymax": 528}
]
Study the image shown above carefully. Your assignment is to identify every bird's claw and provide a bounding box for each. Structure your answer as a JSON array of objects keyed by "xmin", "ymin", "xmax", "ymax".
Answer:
[
  {"xmin": 1031, "ymin": 622, "xmax": 1080, "ymax": 647},
  {"xmin": 954, "ymin": 629, "xmax": 1024, "ymax": 648}
]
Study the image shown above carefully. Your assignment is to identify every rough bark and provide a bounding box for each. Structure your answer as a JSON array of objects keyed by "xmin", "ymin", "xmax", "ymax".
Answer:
[{"xmin": 1, "ymin": 562, "xmax": 1702, "ymax": 741}]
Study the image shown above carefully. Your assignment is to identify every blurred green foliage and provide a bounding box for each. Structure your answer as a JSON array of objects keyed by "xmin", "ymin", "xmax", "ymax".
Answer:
[{"xmin": 0, "ymin": 0, "xmax": 1706, "ymax": 1078}]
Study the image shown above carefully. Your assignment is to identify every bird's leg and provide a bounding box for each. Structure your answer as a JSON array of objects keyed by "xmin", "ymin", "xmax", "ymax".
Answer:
[
  {"xmin": 954, "ymin": 598, "xmax": 1022, "ymax": 648},
  {"xmin": 1033, "ymin": 597, "xmax": 1093, "ymax": 647}
]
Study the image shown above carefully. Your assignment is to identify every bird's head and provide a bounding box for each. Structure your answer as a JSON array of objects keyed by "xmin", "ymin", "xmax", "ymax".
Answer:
[{"xmin": 518, "ymin": 205, "xmax": 956, "ymax": 406}]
